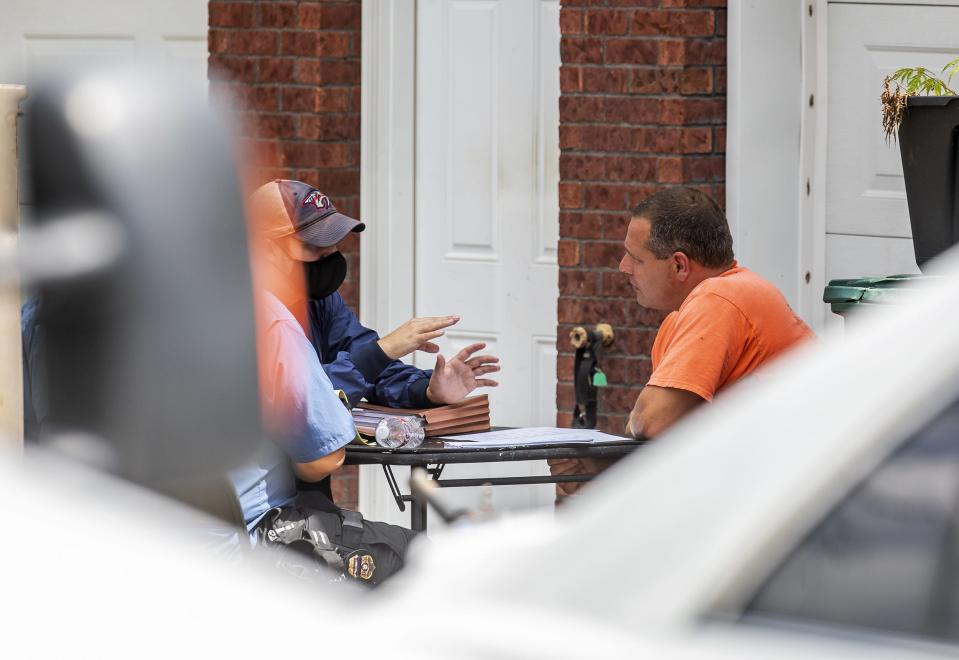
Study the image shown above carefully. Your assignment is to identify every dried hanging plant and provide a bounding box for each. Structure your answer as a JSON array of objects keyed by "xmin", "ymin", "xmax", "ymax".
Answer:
[
  {"xmin": 882, "ymin": 57, "xmax": 959, "ymax": 143},
  {"xmin": 880, "ymin": 77, "xmax": 908, "ymax": 143}
]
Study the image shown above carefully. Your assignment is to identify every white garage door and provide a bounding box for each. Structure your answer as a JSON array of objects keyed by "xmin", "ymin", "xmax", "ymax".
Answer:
[
  {"xmin": 826, "ymin": 0, "xmax": 959, "ymax": 327},
  {"xmin": 1, "ymin": 0, "xmax": 209, "ymax": 210}
]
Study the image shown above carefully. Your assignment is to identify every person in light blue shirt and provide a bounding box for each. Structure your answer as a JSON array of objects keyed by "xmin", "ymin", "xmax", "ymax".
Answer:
[
  {"xmin": 233, "ymin": 203, "xmax": 418, "ymax": 584},
  {"xmin": 232, "ymin": 291, "xmax": 357, "ymax": 532}
]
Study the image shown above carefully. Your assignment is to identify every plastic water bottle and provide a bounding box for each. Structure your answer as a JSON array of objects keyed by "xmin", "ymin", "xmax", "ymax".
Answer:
[{"xmin": 374, "ymin": 416, "xmax": 426, "ymax": 449}]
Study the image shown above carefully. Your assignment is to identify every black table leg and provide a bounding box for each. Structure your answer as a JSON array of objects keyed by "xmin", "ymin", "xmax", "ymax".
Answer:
[
  {"xmin": 410, "ymin": 499, "xmax": 427, "ymax": 532},
  {"xmin": 382, "ymin": 464, "xmax": 407, "ymax": 512},
  {"xmin": 383, "ymin": 464, "xmax": 428, "ymax": 531}
]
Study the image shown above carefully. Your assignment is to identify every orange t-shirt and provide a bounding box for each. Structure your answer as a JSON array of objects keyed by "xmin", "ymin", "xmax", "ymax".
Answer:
[{"xmin": 648, "ymin": 263, "xmax": 814, "ymax": 402}]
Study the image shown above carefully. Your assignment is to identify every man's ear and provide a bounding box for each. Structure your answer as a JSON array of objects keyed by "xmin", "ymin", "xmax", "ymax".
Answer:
[{"xmin": 672, "ymin": 251, "xmax": 691, "ymax": 282}]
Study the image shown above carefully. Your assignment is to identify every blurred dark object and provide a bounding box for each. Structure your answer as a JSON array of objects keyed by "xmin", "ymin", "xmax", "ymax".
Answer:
[
  {"xmin": 22, "ymin": 66, "xmax": 263, "ymax": 511},
  {"xmin": 20, "ymin": 295, "xmax": 46, "ymax": 440}
]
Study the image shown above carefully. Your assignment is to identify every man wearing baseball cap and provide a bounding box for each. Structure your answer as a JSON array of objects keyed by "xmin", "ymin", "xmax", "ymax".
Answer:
[
  {"xmin": 227, "ymin": 179, "xmax": 469, "ymax": 583},
  {"xmin": 250, "ymin": 179, "xmax": 500, "ymax": 414}
]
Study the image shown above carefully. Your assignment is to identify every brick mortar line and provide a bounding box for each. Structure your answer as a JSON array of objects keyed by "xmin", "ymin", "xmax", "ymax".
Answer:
[
  {"xmin": 560, "ymin": 123, "xmax": 728, "ymax": 127},
  {"xmin": 559, "ymin": 123, "xmax": 721, "ymax": 130},
  {"xmin": 560, "ymin": 97, "xmax": 726, "ymax": 101},
  {"xmin": 556, "ymin": 324, "xmax": 662, "ymax": 331},
  {"xmin": 213, "ymin": 84, "xmax": 359, "ymax": 90},
  {"xmin": 558, "ymin": 153, "xmax": 725, "ymax": 158},
  {"xmin": 216, "ymin": 83, "xmax": 359, "ymax": 86},
  {"xmin": 213, "ymin": 50, "xmax": 358, "ymax": 54},
  {"xmin": 559, "ymin": 179, "xmax": 724, "ymax": 185},
  {"xmin": 564, "ymin": 43, "xmax": 729, "ymax": 49},
  {"xmin": 562, "ymin": 208, "xmax": 724, "ymax": 213},
  {"xmin": 212, "ymin": 57, "xmax": 361, "ymax": 61},
  {"xmin": 564, "ymin": 63, "xmax": 725, "ymax": 66},
  {"xmin": 555, "ymin": 355, "xmax": 654, "ymax": 360},
  {"xmin": 211, "ymin": 61, "xmax": 360, "ymax": 66},
  {"xmin": 560, "ymin": 92, "xmax": 726, "ymax": 97},
  {"xmin": 214, "ymin": 30, "xmax": 361, "ymax": 34},
  {"xmin": 557, "ymin": 297, "xmax": 652, "ymax": 302},
  {"xmin": 563, "ymin": 34, "xmax": 726, "ymax": 39},
  {"xmin": 559, "ymin": 158, "xmax": 726, "ymax": 165},
  {"xmin": 562, "ymin": 71, "xmax": 725, "ymax": 76},
  {"xmin": 560, "ymin": 147, "xmax": 726, "ymax": 153},
  {"xmin": 237, "ymin": 111, "xmax": 356, "ymax": 116},
  {"xmin": 561, "ymin": 61, "xmax": 727, "ymax": 68}
]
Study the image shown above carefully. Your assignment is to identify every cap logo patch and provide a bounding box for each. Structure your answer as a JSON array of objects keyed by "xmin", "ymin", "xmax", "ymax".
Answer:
[{"xmin": 303, "ymin": 191, "xmax": 331, "ymax": 211}]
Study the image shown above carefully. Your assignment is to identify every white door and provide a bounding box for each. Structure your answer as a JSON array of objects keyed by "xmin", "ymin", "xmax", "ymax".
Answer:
[
  {"xmin": 1, "ymin": 0, "xmax": 209, "ymax": 217},
  {"xmin": 414, "ymin": 0, "xmax": 561, "ymax": 520},
  {"xmin": 359, "ymin": 0, "xmax": 561, "ymax": 528},
  {"xmin": 825, "ymin": 1, "xmax": 959, "ymax": 328}
]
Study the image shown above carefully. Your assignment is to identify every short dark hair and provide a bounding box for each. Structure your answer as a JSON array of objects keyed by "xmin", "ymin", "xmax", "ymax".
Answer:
[{"xmin": 631, "ymin": 187, "xmax": 734, "ymax": 268}]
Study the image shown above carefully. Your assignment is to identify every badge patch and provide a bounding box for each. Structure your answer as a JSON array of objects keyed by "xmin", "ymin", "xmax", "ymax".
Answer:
[
  {"xmin": 346, "ymin": 551, "xmax": 376, "ymax": 581},
  {"xmin": 303, "ymin": 190, "xmax": 330, "ymax": 210}
]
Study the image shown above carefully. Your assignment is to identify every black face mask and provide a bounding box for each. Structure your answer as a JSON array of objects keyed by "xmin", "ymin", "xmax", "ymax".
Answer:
[{"xmin": 305, "ymin": 251, "xmax": 347, "ymax": 300}]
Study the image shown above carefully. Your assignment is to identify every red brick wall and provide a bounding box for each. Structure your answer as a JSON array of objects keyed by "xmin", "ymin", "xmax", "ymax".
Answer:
[
  {"xmin": 208, "ymin": 0, "xmax": 361, "ymax": 509},
  {"xmin": 556, "ymin": 0, "xmax": 727, "ymax": 434}
]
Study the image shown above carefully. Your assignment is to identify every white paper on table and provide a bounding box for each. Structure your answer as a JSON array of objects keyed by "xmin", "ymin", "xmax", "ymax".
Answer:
[{"xmin": 439, "ymin": 427, "xmax": 631, "ymax": 448}]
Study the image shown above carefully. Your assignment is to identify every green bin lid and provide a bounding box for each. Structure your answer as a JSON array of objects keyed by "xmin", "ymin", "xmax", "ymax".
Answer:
[{"xmin": 823, "ymin": 274, "xmax": 937, "ymax": 308}]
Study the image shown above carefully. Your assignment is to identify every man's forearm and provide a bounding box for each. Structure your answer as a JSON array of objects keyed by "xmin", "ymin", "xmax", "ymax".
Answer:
[{"xmin": 629, "ymin": 385, "xmax": 704, "ymax": 439}]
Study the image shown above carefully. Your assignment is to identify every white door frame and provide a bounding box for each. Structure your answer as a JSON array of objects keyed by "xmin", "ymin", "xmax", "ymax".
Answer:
[
  {"xmin": 358, "ymin": 0, "xmax": 417, "ymax": 516},
  {"xmin": 726, "ymin": 0, "xmax": 828, "ymax": 330},
  {"xmin": 802, "ymin": 0, "xmax": 829, "ymax": 332},
  {"xmin": 359, "ymin": 0, "xmax": 416, "ymax": 334}
]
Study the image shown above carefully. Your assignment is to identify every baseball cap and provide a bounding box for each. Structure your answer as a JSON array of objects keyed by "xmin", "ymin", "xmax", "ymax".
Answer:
[{"xmin": 250, "ymin": 180, "xmax": 365, "ymax": 247}]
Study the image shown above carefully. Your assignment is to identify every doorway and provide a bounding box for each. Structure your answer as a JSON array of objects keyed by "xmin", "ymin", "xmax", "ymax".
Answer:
[{"xmin": 360, "ymin": 0, "xmax": 561, "ymax": 526}]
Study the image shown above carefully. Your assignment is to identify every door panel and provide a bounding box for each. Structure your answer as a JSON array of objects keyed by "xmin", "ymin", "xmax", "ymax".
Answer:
[
  {"xmin": 2, "ymin": 1, "xmax": 208, "ymax": 210},
  {"xmin": 825, "ymin": 234, "xmax": 920, "ymax": 281},
  {"xmin": 0, "ymin": 1, "xmax": 208, "ymax": 87}
]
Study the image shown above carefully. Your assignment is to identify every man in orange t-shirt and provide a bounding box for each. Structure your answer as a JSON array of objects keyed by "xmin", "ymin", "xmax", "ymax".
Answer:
[
  {"xmin": 550, "ymin": 187, "xmax": 812, "ymax": 497},
  {"xmin": 621, "ymin": 187, "xmax": 813, "ymax": 438}
]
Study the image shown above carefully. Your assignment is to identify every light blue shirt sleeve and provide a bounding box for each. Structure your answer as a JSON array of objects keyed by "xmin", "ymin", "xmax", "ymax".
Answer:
[{"xmin": 261, "ymin": 314, "xmax": 357, "ymax": 464}]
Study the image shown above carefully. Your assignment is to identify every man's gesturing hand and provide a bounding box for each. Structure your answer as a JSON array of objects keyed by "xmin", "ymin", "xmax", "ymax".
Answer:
[
  {"xmin": 377, "ymin": 315, "xmax": 460, "ymax": 360},
  {"xmin": 425, "ymin": 342, "xmax": 500, "ymax": 405}
]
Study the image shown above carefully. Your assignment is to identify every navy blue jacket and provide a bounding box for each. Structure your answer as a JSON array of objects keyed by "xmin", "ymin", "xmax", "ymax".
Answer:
[
  {"xmin": 308, "ymin": 292, "xmax": 434, "ymax": 408},
  {"xmin": 21, "ymin": 297, "xmax": 46, "ymax": 440}
]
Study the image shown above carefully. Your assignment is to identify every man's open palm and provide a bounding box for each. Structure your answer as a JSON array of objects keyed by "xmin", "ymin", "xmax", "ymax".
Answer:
[{"xmin": 426, "ymin": 342, "xmax": 500, "ymax": 405}]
